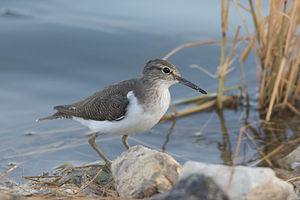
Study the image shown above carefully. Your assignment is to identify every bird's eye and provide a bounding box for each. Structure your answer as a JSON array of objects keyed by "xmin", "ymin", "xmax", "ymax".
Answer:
[{"xmin": 162, "ymin": 67, "xmax": 170, "ymax": 74}]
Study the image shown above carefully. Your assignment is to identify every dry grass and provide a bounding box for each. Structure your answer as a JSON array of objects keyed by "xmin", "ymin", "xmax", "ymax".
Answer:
[
  {"xmin": 0, "ymin": 162, "xmax": 123, "ymax": 200},
  {"xmin": 236, "ymin": 0, "xmax": 300, "ymax": 120},
  {"xmin": 160, "ymin": 95, "xmax": 239, "ymax": 122},
  {"xmin": 0, "ymin": 164, "xmax": 19, "ymax": 180},
  {"xmin": 0, "ymin": 189, "xmax": 130, "ymax": 200},
  {"xmin": 23, "ymin": 163, "xmax": 116, "ymax": 197},
  {"xmin": 163, "ymin": 0, "xmax": 300, "ymax": 120},
  {"xmin": 161, "ymin": 1, "xmax": 300, "ymax": 191},
  {"xmin": 2, "ymin": 1, "xmax": 299, "ymax": 199}
]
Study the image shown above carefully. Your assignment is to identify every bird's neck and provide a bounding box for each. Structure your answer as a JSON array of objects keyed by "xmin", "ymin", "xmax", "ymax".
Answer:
[{"xmin": 133, "ymin": 77, "xmax": 171, "ymax": 113}]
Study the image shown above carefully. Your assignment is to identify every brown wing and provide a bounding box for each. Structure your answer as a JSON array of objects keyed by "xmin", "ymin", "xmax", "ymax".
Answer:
[{"xmin": 41, "ymin": 79, "xmax": 137, "ymax": 121}]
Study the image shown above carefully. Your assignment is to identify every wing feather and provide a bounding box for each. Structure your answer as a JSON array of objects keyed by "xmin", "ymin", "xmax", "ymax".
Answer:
[{"xmin": 47, "ymin": 79, "xmax": 137, "ymax": 121}]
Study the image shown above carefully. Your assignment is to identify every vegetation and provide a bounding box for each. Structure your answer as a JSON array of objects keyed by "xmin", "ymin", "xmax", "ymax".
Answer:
[
  {"xmin": 161, "ymin": 0, "xmax": 300, "ymax": 191},
  {"xmin": 1, "ymin": 0, "xmax": 299, "ymax": 198},
  {"xmin": 162, "ymin": 0, "xmax": 300, "ymax": 121}
]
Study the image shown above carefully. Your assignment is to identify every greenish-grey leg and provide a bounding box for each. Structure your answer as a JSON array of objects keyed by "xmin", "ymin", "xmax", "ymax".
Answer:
[
  {"xmin": 122, "ymin": 135, "xmax": 130, "ymax": 149},
  {"xmin": 88, "ymin": 133, "xmax": 111, "ymax": 168}
]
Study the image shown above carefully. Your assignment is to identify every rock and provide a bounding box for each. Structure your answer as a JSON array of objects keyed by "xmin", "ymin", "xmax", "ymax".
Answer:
[
  {"xmin": 150, "ymin": 173, "xmax": 229, "ymax": 200},
  {"xmin": 280, "ymin": 145, "xmax": 300, "ymax": 170},
  {"xmin": 273, "ymin": 168, "xmax": 300, "ymax": 180},
  {"xmin": 0, "ymin": 190, "xmax": 25, "ymax": 200},
  {"xmin": 293, "ymin": 180, "xmax": 300, "ymax": 196},
  {"xmin": 111, "ymin": 145, "xmax": 182, "ymax": 199},
  {"xmin": 180, "ymin": 161, "xmax": 296, "ymax": 200}
]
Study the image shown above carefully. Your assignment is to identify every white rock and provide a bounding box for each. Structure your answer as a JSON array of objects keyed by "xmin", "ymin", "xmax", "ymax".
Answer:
[
  {"xmin": 180, "ymin": 161, "xmax": 296, "ymax": 200},
  {"xmin": 111, "ymin": 145, "xmax": 182, "ymax": 199}
]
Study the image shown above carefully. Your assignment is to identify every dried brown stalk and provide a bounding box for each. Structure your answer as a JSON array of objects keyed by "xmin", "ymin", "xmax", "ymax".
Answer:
[
  {"xmin": 232, "ymin": 0, "xmax": 300, "ymax": 118},
  {"xmin": 217, "ymin": 0, "xmax": 230, "ymax": 109},
  {"xmin": 163, "ymin": 40, "xmax": 223, "ymax": 60},
  {"xmin": 160, "ymin": 95, "xmax": 234, "ymax": 123},
  {"xmin": 226, "ymin": 127, "xmax": 243, "ymax": 191},
  {"xmin": 266, "ymin": 57, "xmax": 287, "ymax": 121},
  {"xmin": 75, "ymin": 169, "xmax": 103, "ymax": 194},
  {"xmin": 0, "ymin": 164, "xmax": 19, "ymax": 180},
  {"xmin": 254, "ymin": 143, "xmax": 284, "ymax": 166},
  {"xmin": 226, "ymin": 120, "xmax": 272, "ymax": 190},
  {"xmin": 243, "ymin": 129, "xmax": 272, "ymax": 166}
]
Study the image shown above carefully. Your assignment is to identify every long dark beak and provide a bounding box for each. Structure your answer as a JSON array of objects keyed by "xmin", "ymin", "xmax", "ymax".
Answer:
[{"xmin": 175, "ymin": 75, "xmax": 207, "ymax": 94}]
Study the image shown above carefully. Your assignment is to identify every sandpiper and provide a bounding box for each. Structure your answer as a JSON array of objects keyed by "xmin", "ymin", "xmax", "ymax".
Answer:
[{"xmin": 39, "ymin": 59, "xmax": 206, "ymax": 167}]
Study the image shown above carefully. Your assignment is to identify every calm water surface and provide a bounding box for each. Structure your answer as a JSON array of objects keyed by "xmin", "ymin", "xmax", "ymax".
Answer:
[{"xmin": 1, "ymin": 0, "xmax": 298, "ymax": 183}]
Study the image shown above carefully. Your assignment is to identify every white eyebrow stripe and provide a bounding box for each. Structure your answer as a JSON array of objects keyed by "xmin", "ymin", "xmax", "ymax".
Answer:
[
  {"xmin": 152, "ymin": 63, "xmax": 169, "ymax": 68},
  {"xmin": 152, "ymin": 63, "xmax": 162, "ymax": 67}
]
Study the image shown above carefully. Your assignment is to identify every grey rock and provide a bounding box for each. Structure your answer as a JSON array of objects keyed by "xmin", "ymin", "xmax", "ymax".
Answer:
[
  {"xmin": 180, "ymin": 161, "xmax": 296, "ymax": 200},
  {"xmin": 111, "ymin": 145, "xmax": 182, "ymax": 199},
  {"xmin": 150, "ymin": 173, "xmax": 229, "ymax": 200},
  {"xmin": 293, "ymin": 180, "xmax": 300, "ymax": 198},
  {"xmin": 281, "ymin": 145, "xmax": 300, "ymax": 170}
]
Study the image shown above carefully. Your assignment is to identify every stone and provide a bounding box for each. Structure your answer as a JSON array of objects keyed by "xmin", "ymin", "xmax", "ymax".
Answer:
[
  {"xmin": 0, "ymin": 190, "xmax": 25, "ymax": 200},
  {"xmin": 150, "ymin": 173, "xmax": 229, "ymax": 200},
  {"xmin": 280, "ymin": 145, "xmax": 300, "ymax": 170},
  {"xmin": 180, "ymin": 161, "xmax": 296, "ymax": 200},
  {"xmin": 111, "ymin": 145, "xmax": 182, "ymax": 199},
  {"xmin": 273, "ymin": 168, "xmax": 300, "ymax": 180}
]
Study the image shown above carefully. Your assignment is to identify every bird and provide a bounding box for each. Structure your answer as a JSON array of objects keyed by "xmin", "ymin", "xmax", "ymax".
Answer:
[{"xmin": 38, "ymin": 59, "xmax": 207, "ymax": 168}]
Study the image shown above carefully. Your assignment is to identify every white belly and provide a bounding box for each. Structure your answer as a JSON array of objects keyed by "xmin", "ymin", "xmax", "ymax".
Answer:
[{"xmin": 72, "ymin": 90, "xmax": 170, "ymax": 135}]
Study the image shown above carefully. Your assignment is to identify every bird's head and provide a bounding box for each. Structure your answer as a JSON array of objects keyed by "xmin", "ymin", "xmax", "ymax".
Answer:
[{"xmin": 142, "ymin": 59, "xmax": 207, "ymax": 94}]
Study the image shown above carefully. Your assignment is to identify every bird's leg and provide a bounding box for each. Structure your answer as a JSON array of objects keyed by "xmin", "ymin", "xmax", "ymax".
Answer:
[
  {"xmin": 88, "ymin": 133, "xmax": 112, "ymax": 168},
  {"xmin": 122, "ymin": 135, "xmax": 130, "ymax": 149}
]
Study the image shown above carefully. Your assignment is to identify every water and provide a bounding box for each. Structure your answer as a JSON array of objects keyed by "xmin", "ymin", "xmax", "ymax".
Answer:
[{"xmin": 1, "ymin": 0, "xmax": 299, "ymax": 184}]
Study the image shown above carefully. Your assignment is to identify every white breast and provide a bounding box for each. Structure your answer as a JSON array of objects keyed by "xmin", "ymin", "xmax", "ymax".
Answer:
[{"xmin": 72, "ymin": 90, "xmax": 170, "ymax": 135}]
